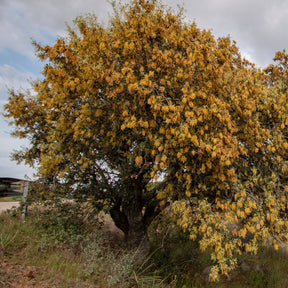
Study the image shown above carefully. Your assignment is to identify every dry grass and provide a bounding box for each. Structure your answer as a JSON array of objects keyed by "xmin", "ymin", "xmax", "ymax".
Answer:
[{"xmin": 1, "ymin": 204, "xmax": 288, "ymax": 287}]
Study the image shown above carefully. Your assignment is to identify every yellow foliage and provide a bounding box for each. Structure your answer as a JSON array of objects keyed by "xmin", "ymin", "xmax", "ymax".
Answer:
[
  {"xmin": 135, "ymin": 156, "xmax": 143, "ymax": 167},
  {"xmin": 5, "ymin": 0, "xmax": 288, "ymax": 282}
]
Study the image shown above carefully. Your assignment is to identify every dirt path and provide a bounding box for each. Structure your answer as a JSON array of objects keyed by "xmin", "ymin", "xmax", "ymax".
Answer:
[{"xmin": 0, "ymin": 202, "xmax": 20, "ymax": 213}]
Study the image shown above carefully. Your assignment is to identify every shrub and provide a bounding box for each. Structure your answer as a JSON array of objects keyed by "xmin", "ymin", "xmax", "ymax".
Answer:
[{"xmin": 34, "ymin": 201, "xmax": 101, "ymax": 246}]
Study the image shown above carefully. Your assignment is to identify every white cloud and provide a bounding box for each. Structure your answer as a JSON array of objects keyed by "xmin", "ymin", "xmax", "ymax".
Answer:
[
  {"xmin": 241, "ymin": 50, "xmax": 256, "ymax": 65},
  {"xmin": 0, "ymin": 155, "xmax": 35, "ymax": 179},
  {"xmin": 165, "ymin": 0, "xmax": 288, "ymax": 67},
  {"xmin": 0, "ymin": 64, "xmax": 36, "ymax": 101},
  {"xmin": 1, "ymin": 0, "xmax": 288, "ymax": 67},
  {"xmin": 0, "ymin": 64, "xmax": 37, "ymax": 178},
  {"xmin": 0, "ymin": 132, "xmax": 36, "ymax": 179},
  {"xmin": 0, "ymin": 0, "xmax": 116, "ymax": 60}
]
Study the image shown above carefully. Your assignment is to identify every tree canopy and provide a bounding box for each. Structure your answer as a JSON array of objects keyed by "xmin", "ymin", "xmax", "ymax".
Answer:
[{"xmin": 4, "ymin": 0, "xmax": 288, "ymax": 281}]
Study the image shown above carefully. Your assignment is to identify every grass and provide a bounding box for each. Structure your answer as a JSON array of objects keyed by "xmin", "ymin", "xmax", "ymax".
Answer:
[
  {"xmin": 1, "ymin": 204, "xmax": 288, "ymax": 287},
  {"xmin": 0, "ymin": 196, "xmax": 22, "ymax": 202}
]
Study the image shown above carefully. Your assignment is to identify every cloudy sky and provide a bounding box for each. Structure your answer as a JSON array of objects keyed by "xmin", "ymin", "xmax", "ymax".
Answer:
[{"xmin": 1, "ymin": 0, "xmax": 288, "ymax": 179}]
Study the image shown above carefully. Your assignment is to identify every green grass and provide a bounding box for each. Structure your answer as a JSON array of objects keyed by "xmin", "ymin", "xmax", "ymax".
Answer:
[
  {"xmin": 0, "ymin": 196, "xmax": 22, "ymax": 202},
  {"xmin": 1, "ymin": 204, "xmax": 288, "ymax": 287}
]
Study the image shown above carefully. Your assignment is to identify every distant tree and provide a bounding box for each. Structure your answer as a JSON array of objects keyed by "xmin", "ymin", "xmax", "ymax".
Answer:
[{"xmin": 4, "ymin": 0, "xmax": 288, "ymax": 280}]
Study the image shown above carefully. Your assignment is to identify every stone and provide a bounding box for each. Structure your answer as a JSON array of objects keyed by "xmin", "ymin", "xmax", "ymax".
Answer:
[{"xmin": 238, "ymin": 259, "xmax": 251, "ymax": 272}]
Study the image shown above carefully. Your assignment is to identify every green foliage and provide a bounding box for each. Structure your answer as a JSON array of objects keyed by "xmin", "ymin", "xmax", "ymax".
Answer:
[
  {"xmin": 146, "ymin": 209, "xmax": 202, "ymax": 287},
  {"xmin": 82, "ymin": 233, "xmax": 135, "ymax": 286},
  {"xmin": 248, "ymin": 270, "xmax": 269, "ymax": 288},
  {"xmin": 34, "ymin": 201, "xmax": 101, "ymax": 246}
]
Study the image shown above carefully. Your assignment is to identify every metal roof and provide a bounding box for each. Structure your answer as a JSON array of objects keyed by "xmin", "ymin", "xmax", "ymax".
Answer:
[{"xmin": 0, "ymin": 177, "xmax": 26, "ymax": 183}]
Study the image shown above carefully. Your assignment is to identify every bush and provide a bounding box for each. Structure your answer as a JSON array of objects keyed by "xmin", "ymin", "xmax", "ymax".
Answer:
[{"xmin": 34, "ymin": 201, "xmax": 101, "ymax": 246}]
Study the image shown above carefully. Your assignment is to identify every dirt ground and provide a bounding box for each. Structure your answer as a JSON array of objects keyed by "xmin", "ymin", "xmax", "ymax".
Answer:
[
  {"xmin": 0, "ymin": 202, "xmax": 20, "ymax": 213},
  {"xmin": 0, "ymin": 257, "xmax": 52, "ymax": 288},
  {"xmin": 0, "ymin": 255, "xmax": 95, "ymax": 287},
  {"xmin": 0, "ymin": 203, "xmax": 122, "ymax": 287}
]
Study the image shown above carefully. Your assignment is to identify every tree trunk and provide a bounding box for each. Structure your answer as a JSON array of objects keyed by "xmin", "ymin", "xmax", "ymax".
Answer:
[
  {"xmin": 110, "ymin": 203, "xmax": 151, "ymax": 259},
  {"xmin": 125, "ymin": 208, "xmax": 151, "ymax": 259}
]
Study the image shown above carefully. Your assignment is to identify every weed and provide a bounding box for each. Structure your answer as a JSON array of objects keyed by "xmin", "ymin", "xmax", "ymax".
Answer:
[
  {"xmin": 0, "ymin": 212, "xmax": 27, "ymax": 254},
  {"xmin": 0, "ymin": 230, "xmax": 19, "ymax": 250},
  {"xmin": 130, "ymin": 263, "xmax": 175, "ymax": 288},
  {"xmin": 248, "ymin": 271, "xmax": 269, "ymax": 287},
  {"xmin": 82, "ymin": 232, "xmax": 135, "ymax": 286},
  {"xmin": 146, "ymin": 209, "xmax": 204, "ymax": 287}
]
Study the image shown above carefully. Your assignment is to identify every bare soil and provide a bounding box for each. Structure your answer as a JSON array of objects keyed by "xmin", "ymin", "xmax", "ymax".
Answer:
[
  {"xmin": 0, "ymin": 257, "xmax": 50, "ymax": 288},
  {"xmin": 0, "ymin": 255, "xmax": 95, "ymax": 288},
  {"xmin": 0, "ymin": 202, "xmax": 20, "ymax": 213},
  {"xmin": 0, "ymin": 205, "xmax": 123, "ymax": 287}
]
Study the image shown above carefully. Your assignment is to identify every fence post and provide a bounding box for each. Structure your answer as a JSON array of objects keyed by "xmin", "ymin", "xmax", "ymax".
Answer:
[{"xmin": 21, "ymin": 182, "xmax": 29, "ymax": 220}]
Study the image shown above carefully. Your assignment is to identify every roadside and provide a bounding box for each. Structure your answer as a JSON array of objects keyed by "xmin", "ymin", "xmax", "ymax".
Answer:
[{"xmin": 0, "ymin": 202, "xmax": 20, "ymax": 213}]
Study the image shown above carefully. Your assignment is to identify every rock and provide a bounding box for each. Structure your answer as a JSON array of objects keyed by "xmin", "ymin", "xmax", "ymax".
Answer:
[
  {"xmin": 254, "ymin": 264, "xmax": 264, "ymax": 273},
  {"xmin": 238, "ymin": 259, "xmax": 251, "ymax": 272},
  {"xmin": 25, "ymin": 270, "xmax": 35, "ymax": 279}
]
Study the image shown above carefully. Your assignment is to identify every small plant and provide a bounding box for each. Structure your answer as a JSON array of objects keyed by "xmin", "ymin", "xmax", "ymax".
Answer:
[
  {"xmin": 34, "ymin": 201, "xmax": 101, "ymax": 246},
  {"xmin": 0, "ymin": 230, "xmax": 19, "ymax": 250},
  {"xmin": 146, "ymin": 208, "xmax": 205, "ymax": 287},
  {"xmin": 81, "ymin": 233, "xmax": 106, "ymax": 277},
  {"xmin": 248, "ymin": 270, "xmax": 269, "ymax": 288},
  {"xmin": 130, "ymin": 264, "xmax": 173, "ymax": 288},
  {"xmin": 82, "ymin": 232, "xmax": 135, "ymax": 286},
  {"xmin": 0, "ymin": 211, "xmax": 23, "ymax": 254}
]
